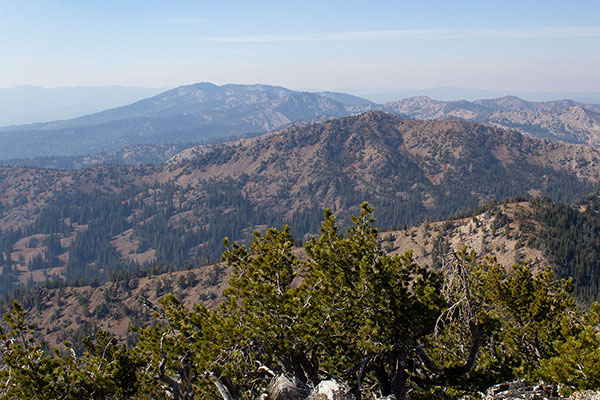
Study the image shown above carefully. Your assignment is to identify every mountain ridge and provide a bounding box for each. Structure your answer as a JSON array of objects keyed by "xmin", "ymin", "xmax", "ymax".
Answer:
[
  {"xmin": 376, "ymin": 95, "xmax": 600, "ymax": 146},
  {"xmin": 0, "ymin": 83, "xmax": 361, "ymax": 160},
  {"xmin": 1, "ymin": 112, "xmax": 600, "ymax": 297},
  {"xmin": 1, "ymin": 83, "xmax": 600, "ymax": 163}
]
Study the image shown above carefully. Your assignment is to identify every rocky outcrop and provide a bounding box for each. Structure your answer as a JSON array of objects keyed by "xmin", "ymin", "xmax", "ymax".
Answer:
[
  {"xmin": 263, "ymin": 376, "xmax": 355, "ymax": 400},
  {"xmin": 262, "ymin": 376, "xmax": 600, "ymax": 400},
  {"xmin": 569, "ymin": 391, "xmax": 600, "ymax": 400},
  {"xmin": 483, "ymin": 380, "xmax": 559, "ymax": 400},
  {"xmin": 266, "ymin": 375, "xmax": 311, "ymax": 400},
  {"xmin": 481, "ymin": 380, "xmax": 600, "ymax": 400},
  {"xmin": 306, "ymin": 380, "xmax": 355, "ymax": 400}
]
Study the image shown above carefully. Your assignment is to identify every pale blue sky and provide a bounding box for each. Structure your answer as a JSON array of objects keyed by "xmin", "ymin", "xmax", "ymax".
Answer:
[{"xmin": 1, "ymin": 0, "xmax": 599, "ymax": 92}]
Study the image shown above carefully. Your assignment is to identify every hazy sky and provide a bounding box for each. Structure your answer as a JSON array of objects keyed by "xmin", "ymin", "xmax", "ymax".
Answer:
[{"xmin": 2, "ymin": 0, "xmax": 599, "ymax": 92}]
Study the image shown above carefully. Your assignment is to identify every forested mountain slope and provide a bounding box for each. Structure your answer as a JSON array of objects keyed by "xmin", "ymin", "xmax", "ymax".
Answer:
[
  {"xmin": 5, "ymin": 203, "xmax": 600, "ymax": 400},
  {"xmin": 387, "ymin": 194, "xmax": 600, "ymax": 301},
  {"xmin": 1, "ymin": 112, "xmax": 599, "ymax": 296},
  {"xmin": 5, "ymin": 194, "xmax": 600, "ymax": 353}
]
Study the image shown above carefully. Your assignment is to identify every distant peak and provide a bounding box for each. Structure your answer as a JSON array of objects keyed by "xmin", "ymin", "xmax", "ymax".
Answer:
[
  {"xmin": 473, "ymin": 95, "xmax": 531, "ymax": 110},
  {"xmin": 409, "ymin": 95, "xmax": 435, "ymax": 101},
  {"xmin": 186, "ymin": 82, "xmax": 219, "ymax": 89},
  {"xmin": 497, "ymin": 95, "xmax": 526, "ymax": 101}
]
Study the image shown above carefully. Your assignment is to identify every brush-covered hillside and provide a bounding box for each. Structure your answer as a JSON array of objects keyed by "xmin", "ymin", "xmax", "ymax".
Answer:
[
  {"xmin": 4, "ymin": 194, "xmax": 600, "ymax": 352},
  {"xmin": 1, "ymin": 112, "xmax": 600, "ymax": 295},
  {"xmin": 3, "ymin": 197, "xmax": 600, "ymax": 400}
]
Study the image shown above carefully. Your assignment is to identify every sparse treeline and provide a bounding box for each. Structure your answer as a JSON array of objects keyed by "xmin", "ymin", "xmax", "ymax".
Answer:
[
  {"xmin": 526, "ymin": 195, "xmax": 600, "ymax": 302},
  {"xmin": 0, "ymin": 179, "xmax": 282, "ymax": 294},
  {"xmin": 2, "ymin": 183, "xmax": 600, "ymax": 306},
  {"xmin": 2, "ymin": 204, "xmax": 600, "ymax": 399}
]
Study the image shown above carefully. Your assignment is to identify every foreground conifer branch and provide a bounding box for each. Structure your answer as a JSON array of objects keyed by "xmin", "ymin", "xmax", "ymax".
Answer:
[{"xmin": 1, "ymin": 203, "xmax": 600, "ymax": 399}]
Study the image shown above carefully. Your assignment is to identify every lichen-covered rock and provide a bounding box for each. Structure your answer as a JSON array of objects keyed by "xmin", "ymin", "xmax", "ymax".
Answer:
[
  {"xmin": 266, "ymin": 374, "xmax": 311, "ymax": 400},
  {"xmin": 569, "ymin": 391, "xmax": 600, "ymax": 400},
  {"xmin": 484, "ymin": 380, "xmax": 560, "ymax": 400},
  {"xmin": 306, "ymin": 380, "xmax": 355, "ymax": 400}
]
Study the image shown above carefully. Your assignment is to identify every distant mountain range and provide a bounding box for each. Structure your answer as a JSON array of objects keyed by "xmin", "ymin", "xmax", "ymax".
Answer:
[
  {"xmin": 0, "ymin": 83, "xmax": 365, "ymax": 160},
  {"xmin": 353, "ymin": 87, "xmax": 600, "ymax": 104},
  {"xmin": 1, "ymin": 82, "xmax": 599, "ymax": 163},
  {"xmin": 4, "ymin": 84, "xmax": 600, "ymax": 358},
  {"xmin": 374, "ymin": 96, "xmax": 600, "ymax": 147}
]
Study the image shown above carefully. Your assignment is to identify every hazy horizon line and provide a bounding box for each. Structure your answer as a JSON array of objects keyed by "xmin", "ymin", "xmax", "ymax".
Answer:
[
  {"xmin": 205, "ymin": 26, "xmax": 600, "ymax": 43},
  {"xmin": 2, "ymin": 83, "xmax": 600, "ymax": 96}
]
